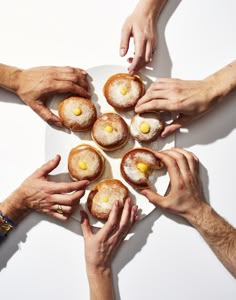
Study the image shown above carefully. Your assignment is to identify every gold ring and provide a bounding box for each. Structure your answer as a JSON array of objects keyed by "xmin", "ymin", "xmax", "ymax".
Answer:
[{"xmin": 56, "ymin": 204, "xmax": 63, "ymax": 214}]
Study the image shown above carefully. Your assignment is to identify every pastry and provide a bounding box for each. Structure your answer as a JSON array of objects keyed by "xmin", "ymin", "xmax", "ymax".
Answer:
[
  {"xmin": 130, "ymin": 112, "xmax": 164, "ymax": 142},
  {"xmin": 68, "ymin": 144, "xmax": 104, "ymax": 182},
  {"xmin": 87, "ymin": 179, "xmax": 129, "ymax": 220},
  {"xmin": 91, "ymin": 112, "xmax": 129, "ymax": 151},
  {"xmin": 120, "ymin": 148, "xmax": 163, "ymax": 189},
  {"xmin": 103, "ymin": 73, "xmax": 144, "ymax": 110},
  {"xmin": 58, "ymin": 96, "xmax": 97, "ymax": 131}
]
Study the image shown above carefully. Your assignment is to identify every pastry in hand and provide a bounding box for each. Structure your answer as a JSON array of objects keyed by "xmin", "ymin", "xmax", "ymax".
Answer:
[
  {"xmin": 130, "ymin": 112, "xmax": 164, "ymax": 143},
  {"xmin": 91, "ymin": 112, "xmax": 129, "ymax": 151},
  {"xmin": 68, "ymin": 144, "xmax": 104, "ymax": 182},
  {"xmin": 120, "ymin": 148, "xmax": 163, "ymax": 189},
  {"xmin": 58, "ymin": 96, "xmax": 97, "ymax": 131},
  {"xmin": 103, "ymin": 73, "xmax": 144, "ymax": 110},
  {"xmin": 87, "ymin": 179, "xmax": 129, "ymax": 220}
]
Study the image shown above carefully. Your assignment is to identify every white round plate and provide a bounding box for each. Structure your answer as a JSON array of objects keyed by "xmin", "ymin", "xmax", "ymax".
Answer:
[{"xmin": 45, "ymin": 65, "xmax": 175, "ymax": 227}]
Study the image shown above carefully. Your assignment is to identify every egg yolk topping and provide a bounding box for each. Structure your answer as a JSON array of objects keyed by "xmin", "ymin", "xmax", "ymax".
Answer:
[
  {"xmin": 105, "ymin": 125, "xmax": 113, "ymax": 133},
  {"xmin": 102, "ymin": 196, "xmax": 109, "ymax": 203},
  {"xmin": 137, "ymin": 162, "xmax": 149, "ymax": 173},
  {"xmin": 73, "ymin": 107, "xmax": 82, "ymax": 116},
  {"xmin": 139, "ymin": 122, "xmax": 150, "ymax": 134},
  {"xmin": 78, "ymin": 161, "xmax": 87, "ymax": 170},
  {"xmin": 120, "ymin": 87, "xmax": 128, "ymax": 96}
]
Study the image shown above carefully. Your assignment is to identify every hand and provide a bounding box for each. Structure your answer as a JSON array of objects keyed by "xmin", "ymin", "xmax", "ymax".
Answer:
[
  {"xmin": 15, "ymin": 66, "xmax": 90, "ymax": 127},
  {"xmin": 15, "ymin": 155, "xmax": 89, "ymax": 221},
  {"xmin": 135, "ymin": 78, "xmax": 221, "ymax": 137},
  {"xmin": 141, "ymin": 148, "xmax": 206, "ymax": 220},
  {"xmin": 120, "ymin": 11, "xmax": 157, "ymax": 74},
  {"xmin": 81, "ymin": 198, "xmax": 138, "ymax": 273}
]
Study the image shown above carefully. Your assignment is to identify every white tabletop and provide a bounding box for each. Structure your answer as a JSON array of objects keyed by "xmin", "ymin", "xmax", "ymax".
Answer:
[{"xmin": 0, "ymin": 0, "xmax": 236, "ymax": 299}]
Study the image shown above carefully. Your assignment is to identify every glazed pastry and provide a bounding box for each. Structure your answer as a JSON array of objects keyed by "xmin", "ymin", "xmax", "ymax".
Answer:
[
  {"xmin": 68, "ymin": 144, "xmax": 104, "ymax": 182},
  {"xmin": 103, "ymin": 73, "xmax": 144, "ymax": 110},
  {"xmin": 58, "ymin": 96, "xmax": 97, "ymax": 131},
  {"xmin": 120, "ymin": 148, "xmax": 163, "ymax": 189},
  {"xmin": 130, "ymin": 112, "xmax": 164, "ymax": 142},
  {"xmin": 91, "ymin": 112, "xmax": 129, "ymax": 151},
  {"xmin": 87, "ymin": 179, "xmax": 129, "ymax": 220}
]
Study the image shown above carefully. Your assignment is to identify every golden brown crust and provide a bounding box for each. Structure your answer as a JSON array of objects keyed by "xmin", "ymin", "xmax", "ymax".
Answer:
[
  {"xmin": 130, "ymin": 112, "xmax": 164, "ymax": 143},
  {"xmin": 58, "ymin": 96, "xmax": 97, "ymax": 131},
  {"xmin": 103, "ymin": 73, "xmax": 144, "ymax": 110},
  {"xmin": 91, "ymin": 112, "xmax": 129, "ymax": 151},
  {"xmin": 68, "ymin": 144, "xmax": 104, "ymax": 182},
  {"xmin": 120, "ymin": 148, "xmax": 163, "ymax": 189},
  {"xmin": 87, "ymin": 179, "xmax": 129, "ymax": 220}
]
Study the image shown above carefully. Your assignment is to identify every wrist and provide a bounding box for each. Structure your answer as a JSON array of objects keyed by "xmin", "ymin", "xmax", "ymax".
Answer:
[
  {"xmin": 182, "ymin": 201, "xmax": 210, "ymax": 226},
  {"xmin": 135, "ymin": 0, "xmax": 165, "ymax": 19},
  {"xmin": 87, "ymin": 265, "xmax": 112, "ymax": 279},
  {"xmin": 0, "ymin": 64, "xmax": 22, "ymax": 92}
]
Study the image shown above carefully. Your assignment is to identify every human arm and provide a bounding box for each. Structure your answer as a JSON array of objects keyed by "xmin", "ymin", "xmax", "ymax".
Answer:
[
  {"xmin": 141, "ymin": 148, "xmax": 236, "ymax": 277},
  {"xmin": 0, "ymin": 154, "xmax": 89, "ymax": 235},
  {"xmin": 80, "ymin": 198, "xmax": 138, "ymax": 300},
  {"xmin": 135, "ymin": 60, "xmax": 236, "ymax": 137},
  {"xmin": 120, "ymin": 0, "xmax": 167, "ymax": 74},
  {"xmin": 0, "ymin": 64, "xmax": 90, "ymax": 127}
]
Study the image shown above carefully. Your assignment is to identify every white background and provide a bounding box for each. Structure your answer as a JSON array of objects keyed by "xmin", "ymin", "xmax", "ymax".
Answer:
[{"xmin": 0, "ymin": 0, "xmax": 236, "ymax": 299}]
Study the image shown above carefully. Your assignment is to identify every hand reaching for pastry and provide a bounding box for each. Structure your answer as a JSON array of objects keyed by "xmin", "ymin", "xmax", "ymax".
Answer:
[
  {"xmin": 15, "ymin": 66, "xmax": 90, "ymax": 127},
  {"xmin": 135, "ymin": 77, "xmax": 222, "ymax": 137},
  {"xmin": 1, "ymin": 155, "xmax": 89, "ymax": 223},
  {"xmin": 81, "ymin": 198, "xmax": 138, "ymax": 272},
  {"xmin": 141, "ymin": 148, "xmax": 205, "ymax": 218},
  {"xmin": 120, "ymin": 9, "xmax": 157, "ymax": 75}
]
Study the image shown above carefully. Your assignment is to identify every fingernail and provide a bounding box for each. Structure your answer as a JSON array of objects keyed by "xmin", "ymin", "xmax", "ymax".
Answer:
[
  {"xmin": 81, "ymin": 70, "xmax": 87, "ymax": 75},
  {"xmin": 120, "ymin": 48, "xmax": 126, "ymax": 56}
]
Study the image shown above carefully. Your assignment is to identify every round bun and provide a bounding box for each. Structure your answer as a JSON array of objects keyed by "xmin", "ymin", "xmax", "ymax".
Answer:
[
  {"xmin": 58, "ymin": 96, "xmax": 97, "ymax": 131},
  {"xmin": 103, "ymin": 73, "xmax": 144, "ymax": 110},
  {"xmin": 87, "ymin": 179, "xmax": 129, "ymax": 220},
  {"xmin": 68, "ymin": 144, "xmax": 104, "ymax": 182},
  {"xmin": 130, "ymin": 112, "xmax": 164, "ymax": 143},
  {"xmin": 91, "ymin": 113, "xmax": 129, "ymax": 151},
  {"xmin": 120, "ymin": 148, "xmax": 163, "ymax": 189}
]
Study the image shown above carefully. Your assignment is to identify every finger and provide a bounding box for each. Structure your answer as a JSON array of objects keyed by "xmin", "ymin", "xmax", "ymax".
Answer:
[
  {"xmin": 145, "ymin": 41, "xmax": 154, "ymax": 63},
  {"xmin": 44, "ymin": 203, "xmax": 74, "ymax": 214},
  {"xmin": 45, "ymin": 189, "xmax": 85, "ymax": 207},
  {"xmin": 80, "ymin": 210, "xmax": 93, "ymax": 238},
  {"xmin": 55, "ymin": 66, "xmax": 87, "ymax": 76},
  {"xmin": 34, "ymin": 155, "xmax": 61, "ymax": 178},
  {"xmin": 98, "ymin": 201, "xmax": 121, "ymax": 241},
  {"xmin": 173, "ymin": 148, "xmax": 199, "ymax": 173},
  {"xmin": 113, "ymin": 198, "xmax": 132, "ymax": 240},
  {"xmin": 45, "ymin": 210, "xmax": 70, "ymax": 221},
  {"xmin": 49, "ymin": 180, "xmax": 89, "ymax": 194},
  {"xmin": 135, "ymin": 87, "xmax": 169, "ymax": 108},
  {"xmin": 32, "ymin": 102, "xmax": 63, "ymax": 127},
  {"xmin": 120, "ymin": 22, "xmax": 132, "ymax": 57},
  {"xmin": 52, "ymin": 73, "xmax": 89, "ymax": 91},
  {"xmin": 135, "ymin": 99, "xmax": 174, "ymax": 113},
  {"xmin": 128, "ymin": 36, "xmax": 146, "ymax": 74},
  {"xmin": 46, "ymin": 80, "xmax": 91, "ymax": 98},
  {"xmin": 161, "ymin": 114, "xmax": 194, "ymax": 137},
  {"xmin": 141, "ymin": 189, "xmax": 165, "ymax": 207}
]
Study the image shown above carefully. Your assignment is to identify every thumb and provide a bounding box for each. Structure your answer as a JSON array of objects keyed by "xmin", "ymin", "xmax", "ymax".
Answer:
[
  {"xmin": 120, "ymin": 23, "xmax": 131, "ymax": 57},
  {"xmin": 34, "ymin": 155, "xmax": 61, "ymax": 178},
  {"xmin": 141, "ymin": 189, "xmax": 164, "ymax": 206},
  {"xmin": 32, "ymin": 102, "xmax": 63, "ymax": 127},
  {"xmin": 80, "ymin": 210, "xmax": 92, "ymax": 238},
  {"xmin": 161, "ymin": 114, "xmax": 194, "ymax": 138}
]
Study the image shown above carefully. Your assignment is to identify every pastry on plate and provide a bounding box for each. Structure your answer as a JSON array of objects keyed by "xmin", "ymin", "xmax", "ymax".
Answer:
[
  {"xmin": 58, "ymin": 96, "xmax": 97, "ymax": 131},
  {"xmin": 91, "ymin": 112, "xmax": 129, "ymax": 151},
  {"xmin": 120, "ymin": 148, "xmax": 163, "ymax": 189},
  {"xmin": 130, "ymin": 112, "xmax": 164, "ymax": 143},
  {"xmin": 68, "ymin": 144, "xmax": 104, "ymax": 182},
  {"xmin": 87, "ymin": 179, "xmax": 129, "ymax": 220},
  {"xmin": 103, "ymin": 73, "xmax": 144, "ymax": 110}
]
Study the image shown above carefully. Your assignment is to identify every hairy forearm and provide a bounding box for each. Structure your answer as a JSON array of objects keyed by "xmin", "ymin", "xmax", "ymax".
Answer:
[
  {"xmin": 0, "ymin": 63, "xmax": 21, "ymax": 93},
  {"xmin": 185, "ymin": 203, "xmax": 236, "ymax": 278},
  {"xmin": 87, "ymin": 268, "xmax": 115, "ymax": 300},
  {"xmin": 207, "ymin": 60, "xmax": 236, "ymax": 99},
  {"xmin": 134, "ymin": 0, "xmax": 167, "ymax": 19}
]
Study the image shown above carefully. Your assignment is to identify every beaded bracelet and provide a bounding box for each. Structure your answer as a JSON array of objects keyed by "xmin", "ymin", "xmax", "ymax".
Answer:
[{"xmin": 0, "ymin": 211, "xmax": 16, "ymax": 236}]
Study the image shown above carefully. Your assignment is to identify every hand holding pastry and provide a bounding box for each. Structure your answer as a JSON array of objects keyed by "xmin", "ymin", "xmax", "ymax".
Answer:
[
  {"xmin": 81, "ymin": 199, "xmax": 138, "ymax": 300},
  {"xmin": 0, "ymin": 155, "xmax": 89, "ymax": 223}
]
